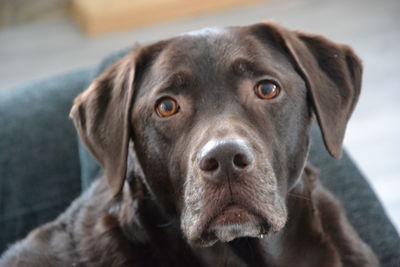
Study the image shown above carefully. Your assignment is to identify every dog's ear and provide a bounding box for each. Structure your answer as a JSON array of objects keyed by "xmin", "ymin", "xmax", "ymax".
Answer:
[
  {"xmin": 70, "ymin": 52, "xmax": 138, "ymax": 196},
  {"xmin": 252, "ymin": 23, "xmax": 362, "ymax": 158}
]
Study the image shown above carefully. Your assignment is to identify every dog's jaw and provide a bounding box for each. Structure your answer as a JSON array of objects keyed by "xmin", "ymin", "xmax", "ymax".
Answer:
[
  {"xmin": 203, "ymin": 204, "xmax": 270, "ymax": 244},
  {"xmin": 180, "ymin": 168, "xmax": 288, "ymax": 247},
  {"xmin": 182, "ymin": 199, "xmax": 287, "ymax": 247}
]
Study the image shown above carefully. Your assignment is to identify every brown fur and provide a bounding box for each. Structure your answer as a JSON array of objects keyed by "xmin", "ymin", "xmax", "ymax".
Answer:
[{"xmin": 0, "ymin": 22, "xmax": 379, "ymax": 267}]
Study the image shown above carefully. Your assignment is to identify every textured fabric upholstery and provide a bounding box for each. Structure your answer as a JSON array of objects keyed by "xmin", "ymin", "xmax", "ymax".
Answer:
[
  {"xmin": 0, "ymin": 69, "xmax": 92, "ymax": 252},
  {"xmin": 309, "ymin": 126, "xmax": 400, "ymax": 267}
]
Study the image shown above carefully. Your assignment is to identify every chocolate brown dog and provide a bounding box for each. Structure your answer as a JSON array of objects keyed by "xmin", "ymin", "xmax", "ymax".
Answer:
[{"xmin": 0, "ymin": 22, "xmax": 379, "ymax": 266}]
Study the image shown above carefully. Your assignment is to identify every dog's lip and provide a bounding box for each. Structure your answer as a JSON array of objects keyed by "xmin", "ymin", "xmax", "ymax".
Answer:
[
  {"xmin": 208, "ymin": 203, "xmax": 258, "ymax": 227},
  {"xmin": 191, "ymin": 202, "xmax": 271, "ymax": 246},
  {"xmin": 207, "ymin": 202, "xmax": 269, "ymax": 226}
]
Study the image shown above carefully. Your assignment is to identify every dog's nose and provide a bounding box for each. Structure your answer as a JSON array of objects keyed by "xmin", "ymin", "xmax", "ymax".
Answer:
[{"xmin": 199, "ymin": 139, "xmax": 254, "ymax": 183}]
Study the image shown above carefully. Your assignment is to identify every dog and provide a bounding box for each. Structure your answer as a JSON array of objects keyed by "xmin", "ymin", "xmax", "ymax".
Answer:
[{"xmin": 0, "ymin": 22, "xmax": 380, "ymax": 267}]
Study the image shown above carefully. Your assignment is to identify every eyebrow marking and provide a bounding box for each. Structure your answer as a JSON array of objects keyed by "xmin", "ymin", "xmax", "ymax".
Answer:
[
  {"xmin": 170, "ymin": 71, "xmax": 192, "ymax": 86},
  {"xmin": 229, "ymin": 58, "xmax": 265, "ymax": 77},
  {"xmin": 156, "ymin": 71, "xmax": 193, "ymax": 93}
]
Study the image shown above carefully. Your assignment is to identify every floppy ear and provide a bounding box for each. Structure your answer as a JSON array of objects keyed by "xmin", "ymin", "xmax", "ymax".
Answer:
[
  {"xmin": 70, "ymin": 52, "xmax": 137, "ymax": 196},
  {"xmin": 253, "ymin": 23, "xmax": 362, "ymax": 158}
]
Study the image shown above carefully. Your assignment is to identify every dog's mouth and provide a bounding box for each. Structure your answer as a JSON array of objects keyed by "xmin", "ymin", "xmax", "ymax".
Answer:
[
  {"xmin": 182, "ymin": 159, "xmax": 288, "ymax": 247},
  {"xmin": 193, "ymin": 202, "xmax": 272, "ymax": 246}
]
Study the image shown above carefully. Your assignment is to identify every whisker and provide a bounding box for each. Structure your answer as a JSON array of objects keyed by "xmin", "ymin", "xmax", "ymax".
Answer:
[
  {"xmin": 156, "ymin": 220, "xmax": 175, "ymax": 228},
  {"xmin": 288, "ymin": 193, "xmax": 311, "ymax": 202}
]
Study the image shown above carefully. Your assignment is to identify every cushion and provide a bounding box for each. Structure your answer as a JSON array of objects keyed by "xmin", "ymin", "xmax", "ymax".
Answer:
[{"xmin": 0, "ymin": 69, "xmax": 93, "ymax": 253}]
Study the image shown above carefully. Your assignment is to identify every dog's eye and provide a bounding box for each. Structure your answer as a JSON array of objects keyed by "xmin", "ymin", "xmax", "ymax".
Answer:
[
  {"xmin": 255, "ymin": 80, "xmax": 280, "ymax": 100},
  {"xmin": 156, "ymin": 97, "xmax": 179, "ymax": 117}
]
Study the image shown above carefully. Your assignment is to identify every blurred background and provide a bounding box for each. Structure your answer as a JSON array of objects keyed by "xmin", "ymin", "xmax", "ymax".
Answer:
[{"xmin": 0, "ymin": 0, "xmax": 399, "ymax": 232}]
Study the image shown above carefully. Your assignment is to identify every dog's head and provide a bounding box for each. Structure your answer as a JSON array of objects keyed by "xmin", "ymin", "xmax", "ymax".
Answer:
[{"xmin": 70, "ymin": 23, "xmax": 362, "ymax": 247}]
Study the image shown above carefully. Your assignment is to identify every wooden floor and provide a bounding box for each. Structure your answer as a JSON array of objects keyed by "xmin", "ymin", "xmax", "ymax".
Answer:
[{"xmin": 0, "ymin": 0, "xmax": 399, "ymax": 231}]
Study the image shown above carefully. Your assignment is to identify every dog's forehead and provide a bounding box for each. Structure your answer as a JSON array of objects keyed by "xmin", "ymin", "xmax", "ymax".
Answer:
[
  {"xmin": 136, "ymin": 26, "xmax": 297, "ymax": 100},
  {"xmin": 152, "ymin": 27, "xmax": 259, "ymax": 76},
  {"xmin": 167, "ymin": 29, "xmax": 239, "ymax": 62}
]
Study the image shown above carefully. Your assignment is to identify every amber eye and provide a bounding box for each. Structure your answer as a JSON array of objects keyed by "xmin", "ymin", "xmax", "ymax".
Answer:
[
  {"xmin": 255, "ymin": 80, "xmax": 280, "ymax": 99},
  {"xmin": 156, "ymin": 97, "xmax": 179, "ymax": 117}
]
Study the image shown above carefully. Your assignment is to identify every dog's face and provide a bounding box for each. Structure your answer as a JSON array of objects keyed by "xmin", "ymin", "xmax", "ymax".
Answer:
[
  {"xmin": 131, "ymin": 28, "xmax": 310, "ymax": 246},
  {"xmin": 70, "ymin": 23, "xmax": 362, "ymax": 247}
]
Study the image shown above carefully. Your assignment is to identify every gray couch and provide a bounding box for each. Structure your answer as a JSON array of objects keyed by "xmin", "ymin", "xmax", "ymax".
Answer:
[{"xmin": 1, "ymin": 51, "xmax": 399, "ymax": 266}]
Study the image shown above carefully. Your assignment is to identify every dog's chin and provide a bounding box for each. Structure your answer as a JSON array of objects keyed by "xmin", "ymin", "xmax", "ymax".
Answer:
[{"xmin": 190, "ymin": 204, "xmax": 271, "ymax": 247}]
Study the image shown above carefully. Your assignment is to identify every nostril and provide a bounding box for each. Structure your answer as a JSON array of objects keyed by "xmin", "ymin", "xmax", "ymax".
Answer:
[
  {"xmin": 233, "ymin": 153, "xmax": 251, "ymax": 168},
  {"xmin": 200, "ymin": 158, "xmax": 219, "ymax": 172}
]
